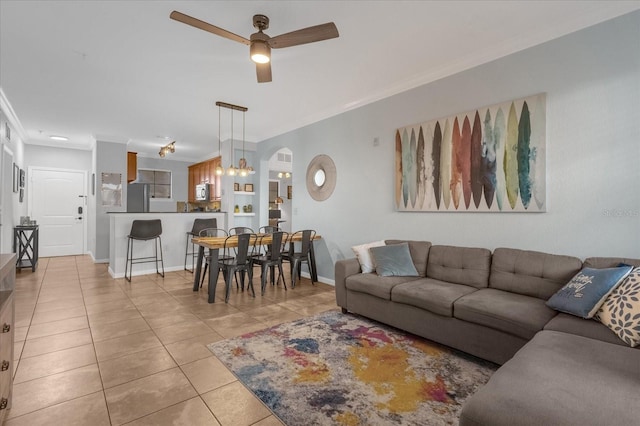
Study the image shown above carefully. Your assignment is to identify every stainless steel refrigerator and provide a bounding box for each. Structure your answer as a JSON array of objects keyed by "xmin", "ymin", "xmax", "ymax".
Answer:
[{"xmin": 127, "ymin": 183, "xmax": 150, "ymax": 212}]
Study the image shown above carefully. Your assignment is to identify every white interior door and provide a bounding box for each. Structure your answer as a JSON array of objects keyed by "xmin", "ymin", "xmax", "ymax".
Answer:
[{"xmin": 30, "ymin": 167, "xmax": 86, "ymax": 257}]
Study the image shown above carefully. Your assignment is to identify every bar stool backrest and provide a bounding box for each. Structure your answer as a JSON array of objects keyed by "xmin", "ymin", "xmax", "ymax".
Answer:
[
  {"xmin": 190, "ymin": 218, "xmax": 217, "ymax": 236},
  {"xmin": 129, "ymin": 220, "xmax": 162, "ymax": 240}
]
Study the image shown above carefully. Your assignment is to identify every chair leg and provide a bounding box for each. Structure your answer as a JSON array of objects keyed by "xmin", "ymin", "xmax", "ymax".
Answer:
[
  {"xmin": 157, "ymin": 237, "xmax": 165, "ymax": 278},
  {"xmin": 260, "ymin": 263, "xmax": 268, "ymax": 295},
  {"xmin": 125, "ymin": 237, "xmax": 132, "ymax": 282},
  {"xmin": 291, "ymin": 259, "xmax": 300, "ymax": 288},
  {"xmin": 224, "ymin": 268, "xmax": 234, "ymax": 303},
  {"xmin": 247, "ymin": 267, "xmax": 255, "ymax": 297},
  {"xmin": 184, "ymin": 235, "xmax": 190, "ymax": 271},
  {"xmin": 277, "ymin": 262, "xmax": 287, "ymax": 290}
]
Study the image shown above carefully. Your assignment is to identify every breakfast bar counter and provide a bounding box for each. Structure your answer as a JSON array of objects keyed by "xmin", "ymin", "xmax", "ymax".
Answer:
[{"xmin": 108, "ymin": 212, "xmax": 227, "ymax": 279}]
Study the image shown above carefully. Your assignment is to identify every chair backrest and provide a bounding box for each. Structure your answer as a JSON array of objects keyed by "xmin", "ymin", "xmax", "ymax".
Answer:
[
  {"xmin": 224, "ymin": 233, "xmax": 256, "ymax": 265},
  {"xmin": 259, "ymin": 231, "xmax": 288, "ymax": 261},
  {"xmin": 190, "ymin": 218, "xmax": 217, "ymax": 236},
  {"xmin": 198, "ymin": 228, "xmax": 228, "ymax": 238},
  {"xmin": 229, "ymin": 226, "xmax": 254, "ymax": 236},
  {"xmin": 130, "ymin": 219, "xmax": 162, "ymax": 239},
  {"xmin": 290, "ymin": 229, "xmax": 316, "ymax": 256},
  {"xmin": 259, "ymin": 226, "xmax": 280, "ymax": 234}
]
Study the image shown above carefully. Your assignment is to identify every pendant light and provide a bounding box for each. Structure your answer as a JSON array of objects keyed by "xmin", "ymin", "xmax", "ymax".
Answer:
[
  {"xmin": 214, "ymin": 101, "xmax": 251, "ymax": 176},
  {"xmin": 215, "ymin": 105, "xmax": 224, "ymax": 175}
]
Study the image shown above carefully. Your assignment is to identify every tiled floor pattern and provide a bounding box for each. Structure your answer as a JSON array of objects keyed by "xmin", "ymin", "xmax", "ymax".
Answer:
[{"xmin": 6, "ymin": 256, "xmax": 338, "ymax": 425}]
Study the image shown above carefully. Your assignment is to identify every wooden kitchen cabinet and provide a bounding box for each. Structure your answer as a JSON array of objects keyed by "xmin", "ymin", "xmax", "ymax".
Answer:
[
  {"xmin": 127, "ymin": 152, "xmax": 137, "ymax": 183},
  {"xmin": 188, "ymin": 157, "xmax": 221, "ymax": 203},
  {"xmin": 0, "ymin": 254, "xmax": 15, "ymax": 424}
]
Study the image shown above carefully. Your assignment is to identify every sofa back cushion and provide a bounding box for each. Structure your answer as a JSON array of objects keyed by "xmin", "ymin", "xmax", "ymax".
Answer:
[
  {"xmin": 426, "ymin": 245, "xmax": 492, "ymax": 288},
  {"xmin": 583, "ymin": 257, "xmax": 640, "ymax": 268},
  {"xmin": 385, "ymin": 240, "xmax": 431, "ymax": 277},
  {"xmin": 490, "ymin": 248, "xmax": 582, "ymax": 299}
]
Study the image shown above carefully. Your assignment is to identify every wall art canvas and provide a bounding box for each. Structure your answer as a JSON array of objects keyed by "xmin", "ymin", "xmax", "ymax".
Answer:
[{"xmin": 396, "ymin": 93, "xmax": 546, "ymax": 212}]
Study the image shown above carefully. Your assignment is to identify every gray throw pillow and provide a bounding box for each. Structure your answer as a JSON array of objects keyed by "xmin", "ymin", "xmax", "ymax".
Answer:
[{"xmin": 370, "ymin": 243, "xmax": 419, "ymax": 277}]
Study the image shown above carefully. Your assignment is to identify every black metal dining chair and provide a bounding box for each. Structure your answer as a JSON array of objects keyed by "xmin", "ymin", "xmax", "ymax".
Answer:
[
  {"xmin": 198, "ymin": 228, "xmax": 229, "ymax": 289},
  {"xmin": 252, "ymin": 231, "xmax": 289, "ymax": 295},
  {"xmin": 125, "ymin": 219, "xmax": 164, "ymax": 282},
  {"xmin": 282, "ymin": 229, "xmax": 316, "ymax": 288},
  {"xmin": 258, "ymin": 225, "xmax": 281, "ymax": 234},
  {"xmin": 228, "ymin": 226, "xmax": 254, "ymax": 236},
  {"xmin": 220, "ymin": 233, "xmax": 258, "ymax": 302},
  {"xmin": 184, "ymin": 218, "xmax": 217, "ymax": 272}
]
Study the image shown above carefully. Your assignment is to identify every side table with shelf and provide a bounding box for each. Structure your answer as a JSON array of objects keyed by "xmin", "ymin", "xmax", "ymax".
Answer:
[{"xmin": 13, "ymin": 225, "xmax": 39, "ymax": 272}]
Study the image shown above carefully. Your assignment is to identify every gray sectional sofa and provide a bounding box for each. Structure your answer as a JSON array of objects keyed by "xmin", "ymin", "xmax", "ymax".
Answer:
[{"xmin": 334, "ymin": 241, "xmax": 640, "ymax": 426}]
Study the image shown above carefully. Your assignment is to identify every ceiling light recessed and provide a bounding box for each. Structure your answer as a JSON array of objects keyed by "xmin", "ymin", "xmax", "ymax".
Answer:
[{"xmin": 50, "ymin": 135, "xmax": 69, "ymax": 141}]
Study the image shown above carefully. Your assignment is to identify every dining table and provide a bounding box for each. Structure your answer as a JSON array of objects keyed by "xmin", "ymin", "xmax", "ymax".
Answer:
[{"xmin": 191, "ymin": 232, "xmax": 321, "ymax": 303}]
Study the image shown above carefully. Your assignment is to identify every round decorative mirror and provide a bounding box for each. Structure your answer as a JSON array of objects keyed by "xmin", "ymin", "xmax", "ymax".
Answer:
[
  {"xmin": 306, "ymin": 155, "xmax": 336, "ymax": 201},
  {"xmin": 313, "ymin": 169, "xmax": 326, "ymax": 187}
]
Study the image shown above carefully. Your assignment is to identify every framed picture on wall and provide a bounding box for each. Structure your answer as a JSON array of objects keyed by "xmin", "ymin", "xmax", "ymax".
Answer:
[
  {"xmin": 234, "ymin": 182, "xmax": 240, "ymax": 191},
  {"xmin": 19, "ymin": 188, "xmax": 24, "ymax": 203},
  {"xmin": 244, "ymin": 183, "xmax": 254, "ymax": 192},
  {"xmin": 287, "ymin": 185, "xmax": 292, "ymax": 199},
  {"xmin": 19, "ymin": 169, "xmax": 25, "ymax": 187},
  {"xmin": 92, "ymin": 173, "xmax": 95, "ymax": 195},
  {"xmin": 13, "ymin": 163, "xmax": 19, "ymax": 193}
]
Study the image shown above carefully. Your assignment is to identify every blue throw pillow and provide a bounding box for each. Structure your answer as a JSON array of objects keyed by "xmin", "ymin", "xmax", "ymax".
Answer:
[
  {"xmin": 546, "ymin": 266, "xmax": 634, "ymax": 319},
  {"xmin": 369, "ymin": 242, "xmax": 419, "ymax": 277}
]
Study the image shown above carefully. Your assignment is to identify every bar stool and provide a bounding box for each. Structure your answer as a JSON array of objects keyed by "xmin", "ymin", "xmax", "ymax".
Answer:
[
  {"xmin": 184, "ymin": 218, "xmax": 218, "ymax": 272},
  {"xmin": 125, "ymin": 219, "xmax": 164, "ymax": 281}
]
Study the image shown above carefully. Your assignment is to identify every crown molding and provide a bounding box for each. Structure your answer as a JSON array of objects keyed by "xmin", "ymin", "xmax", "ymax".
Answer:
[{"xmin": 0, "ymin": 87, "xmax": 28, "ymax": 142}]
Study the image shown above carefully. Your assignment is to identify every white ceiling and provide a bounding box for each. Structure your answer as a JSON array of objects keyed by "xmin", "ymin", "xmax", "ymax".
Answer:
[{"xmin": 1, "ymin": 1, "xmax": 638, "ymax": 162}]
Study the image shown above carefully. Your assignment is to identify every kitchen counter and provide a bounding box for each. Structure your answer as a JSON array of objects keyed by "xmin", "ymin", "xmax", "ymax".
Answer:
[{"xmin": 108, "ymin": 212, "xmax": 226, "ymax": 279}]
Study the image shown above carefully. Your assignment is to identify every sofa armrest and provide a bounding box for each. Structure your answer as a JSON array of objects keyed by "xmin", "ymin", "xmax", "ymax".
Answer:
[{"xmin": 335, "ymin": 258, "xmax": 361, "ymax": 308}]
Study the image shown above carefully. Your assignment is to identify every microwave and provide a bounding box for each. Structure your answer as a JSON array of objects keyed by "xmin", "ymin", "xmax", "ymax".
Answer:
[{"xmin": 195, "ymin": 184, "xmax": 213, "ymax": 201}]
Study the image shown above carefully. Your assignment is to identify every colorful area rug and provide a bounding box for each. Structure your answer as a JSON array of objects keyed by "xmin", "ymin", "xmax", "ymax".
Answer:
[{"xmin": 208, "ymin": 311, "xmax": 497, "ymax": 425}]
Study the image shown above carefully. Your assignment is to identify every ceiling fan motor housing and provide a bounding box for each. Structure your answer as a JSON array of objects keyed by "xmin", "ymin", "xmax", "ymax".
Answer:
[{"xmin": 253, "ymin": 14, "xmax": 269, "ymax": 31}]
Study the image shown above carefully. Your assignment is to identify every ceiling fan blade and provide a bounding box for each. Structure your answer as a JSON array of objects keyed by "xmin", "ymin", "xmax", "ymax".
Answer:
[
  {"xmin": 268, "ymin": 22, "xmax": 339, "ymax": 49},
  {"xmin": 256, "ymin": 62, "xmax": 272, "ymax": 83},
  {"xmin": 170, "ymin": 11, "xmax": 250, "ymax": 45}
]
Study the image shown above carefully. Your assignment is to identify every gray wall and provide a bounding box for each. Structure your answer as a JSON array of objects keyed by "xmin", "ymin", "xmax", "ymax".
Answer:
[
  {"xmin": 135, "ymin": 155, "xmax": 192, "ymax": 212},
  {"xmin": 257, "ymin": 11, "xmax": 640, "ymax": 282},
  {"xmin": 95, "ymin": 140, "xmax": 127, "ymax": 261}
]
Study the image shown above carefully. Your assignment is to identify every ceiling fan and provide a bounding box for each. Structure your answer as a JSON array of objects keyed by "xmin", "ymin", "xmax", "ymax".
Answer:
[{"xmin": 170, "ymin": 11, "xmax": 339, "ymax": 83}]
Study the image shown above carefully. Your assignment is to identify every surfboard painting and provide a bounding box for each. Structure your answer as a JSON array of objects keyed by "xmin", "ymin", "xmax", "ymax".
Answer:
[
  {"xmin": 395, "ymin": 93, "xmax": 545, "ymax": 212},
  {"xmin": 409, "ymin": 128, "xmax": 418, "ymax": 208},
  {"xmin": 494, "ymin": 108, "xmax": 506, "ymax": 211},
  {"xmin": 505, "ymin": 102, "xmax": 519, "ymax": 210},
  {"xmin": 471, "ymin": 111, "xmax": 483, "ymax": 209},
  {"xmin": 432, "ymin": 121, "xmax": 442, "ymax": 209},
  {"xmin": 441, "ymin": 119, "xmax": 452, "ymax": 210},
  {"xmin": 401, "ymin": 128, "xmax": 410, "ymax": 208},
  {"xmin": 416, "ymin": 126, "xmax": 426, "ymax": 210},
  {"xmin": 518, "ymin": 102, "xmax": 532, "ymax": 209},
  {"xmin": 451, "ymin": 117, "xmax": 463, "ymax": 210},
  {"xmin": 482, "ymin": 109, "xmax": 497, "ymax": 209},
  {"xmin": 395, "ymin": 130, "xmax": 402, "ymax": 209}
]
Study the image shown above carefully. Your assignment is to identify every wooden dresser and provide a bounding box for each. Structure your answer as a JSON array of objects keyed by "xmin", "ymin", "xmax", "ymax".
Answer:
[{"xmin": 0, "ymin": 254, "xmax": 15, "ymax": 425}]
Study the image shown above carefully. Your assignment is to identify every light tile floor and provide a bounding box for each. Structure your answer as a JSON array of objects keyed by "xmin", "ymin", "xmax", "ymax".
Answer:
[{"xmin": 7, "ymin": 255, "xmax": 338, "ymax": 425}]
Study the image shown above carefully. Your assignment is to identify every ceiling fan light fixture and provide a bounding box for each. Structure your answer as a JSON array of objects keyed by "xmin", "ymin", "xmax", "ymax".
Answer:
[{"xmin": 250, "ymin": 41, "xmax": 270, "ymax": 64}]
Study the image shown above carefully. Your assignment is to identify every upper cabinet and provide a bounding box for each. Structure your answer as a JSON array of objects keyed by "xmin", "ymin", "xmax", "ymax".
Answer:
[
  {"xmin": 127, "ymin": 152, "xmax": 137, "ymax": 183},
  {"xmin": 188, "ymin": 157, "xmax": 222, "ymax": 202}
]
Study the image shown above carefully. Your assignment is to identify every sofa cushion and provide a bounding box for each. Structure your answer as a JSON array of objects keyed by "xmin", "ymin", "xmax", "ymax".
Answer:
[
  {"xmin": 391, "ymin": 278, "xmax": 478, "ymax": 317},
  {"xmin": 344, "ymin": 273, "xmax": 420, "ymax": 300},
  {"xmin": 426, "ymin": 245, "xmax": 491, "ymax": 288},
  {"xmin": 459, "ymin": 330, "xmax": 640, "ymax": 426},
  {"xmin": 351, "ymin": 240, "xmax": 386, "ymax": 273},
  {"xmin": 489, "ymin": 248, "xmax": 582, "ymax": 300},
  {"xmin": 595, "ymin": 267, "xmax": 640, "ymax": 347},
  {"xmin": 544, "ymin": 312, "xmax": 637, "ymax": 348},
  {"xmin": 546, "ymin": 265, "xmax": 633, "ymax": 318},
  {"xmin": 385, "ymin": 240, "xmax": 431, "ymax": 277},
  {"xmin": 370, "ymin": 242, "xmax": 419, "ymax": 277},
  {"xmin": 584, "ymin": 256, "xmax": 640, "ymax": 268},
  {"xmin": 454, "ymin": 288, "xmax": 556, "ymax": 340}
]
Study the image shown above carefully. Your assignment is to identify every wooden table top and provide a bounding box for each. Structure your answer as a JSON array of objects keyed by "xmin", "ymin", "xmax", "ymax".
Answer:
[{"xmin": 192, "ymin": 233, "xmax": 320, "ymax": 249}]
